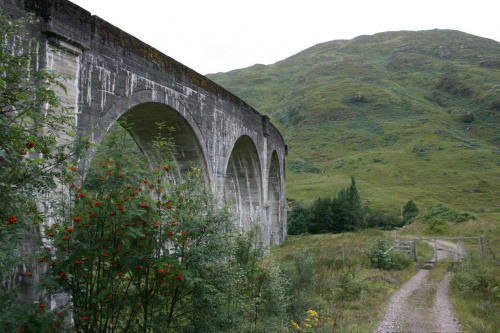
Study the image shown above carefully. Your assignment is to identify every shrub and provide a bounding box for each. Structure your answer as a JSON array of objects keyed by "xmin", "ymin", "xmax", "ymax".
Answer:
[
  {"xmin": 364, "ymin": 209, "xmax": 405, "ymax": 229},
  {"xmin": 344, "ymin": 92, "xmax": 369, "ymax": 103},
  {"xmin": 291, "ymin": 309, "xmax": 335, "ymax": 331},
  {"xmin": 287, "ymin": 201, "xmax": 311, "ymax": 235},
  {"xmin": 436, "ymin": 76, "xmax": 474, "ymax": 97},
  {"xmin": 403, "ymin": 200, "xmax": 419, "ymax": 223},
  {"xmin": 425, "ymin": 220, "xmax": 446, "ymax": 234},
  {"xmin": 459, "ymin": 111, "xmax": 475, "ymax": 123},
  {"xmin": 451, "ymin": 256, "xmax": 497, "ymax": 296},
  {"xmin": 287, "ymin": 250, "xmax": 317, "ymax": 319},
  {"xmin": 412, "ymin": 145, "xmax": 430, "ymax": 156},
  {"xmin": 252, "ymin": 260, "xmax": 290, "ymax": 332},
  {"xmin": 288, "ymin": 160, "xmax": 320, "ymax": 173},
  {"xmin": 365, "ymin": 240, "xmax": 412, "ymax": 270},
  {"xmin": 365, "ymin": 210, "xmax": 386, "ymax": 228},
  {"xmin": 274, "ymin": 102, "xmax": 305, "ymax": 129},
  {"xmin": 288, "ymin": 212, "xmax": 308, "ymax": 235},
  {"xmin": 333, "ymin": 159, "xmax": 345, "ymax": 170},
  {"xmin": 333, "ymin": 267, "xmax": 366, "ymax": 301},
  {"xmin": 380, "ymin": 213, "xmax": 406, "ymax": 230},
  {"xmin": 422, "ymin": 203, "xmax": 476, "ymax": 224}
]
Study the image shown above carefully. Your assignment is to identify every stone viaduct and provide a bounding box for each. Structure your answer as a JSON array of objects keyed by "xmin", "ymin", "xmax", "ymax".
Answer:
[{"xmin": 1, "ymin": 0, "xmax": 287, "ymax": 247}]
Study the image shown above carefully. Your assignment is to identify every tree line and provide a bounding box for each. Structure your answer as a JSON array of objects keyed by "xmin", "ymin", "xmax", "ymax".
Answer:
[{"xmin": 287, "ymin": 177, "xmax": 419, "ymax": 235}]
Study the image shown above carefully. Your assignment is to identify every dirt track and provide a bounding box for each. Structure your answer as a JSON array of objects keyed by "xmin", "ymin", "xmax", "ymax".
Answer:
[{"xmin": 374, "ymin": 240, "xmax": 462, "ymax": 333}]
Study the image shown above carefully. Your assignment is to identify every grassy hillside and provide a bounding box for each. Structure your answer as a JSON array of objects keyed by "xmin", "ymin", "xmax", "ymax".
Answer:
[{"xmin": 208, "ymin": 30, "xmax": 500, "ymax": 216}]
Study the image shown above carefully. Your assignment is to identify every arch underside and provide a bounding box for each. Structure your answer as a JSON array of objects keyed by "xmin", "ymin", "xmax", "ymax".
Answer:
[
  {"xmin": 120, "ymin": 103, "xmax": 208, "ymax": 184},
  {"xmin": 268, "ymin": 151, "xmax": 281, "ymax": 244},
  {"xmin": 224, "ymin": 136, "xmax": 262, "ymax": 233}
]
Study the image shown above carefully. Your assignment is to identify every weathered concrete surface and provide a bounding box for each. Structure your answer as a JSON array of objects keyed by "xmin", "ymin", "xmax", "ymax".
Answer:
[{"xmin": 1, "ymin": 0, "xmax": 287, "ymax": 247}]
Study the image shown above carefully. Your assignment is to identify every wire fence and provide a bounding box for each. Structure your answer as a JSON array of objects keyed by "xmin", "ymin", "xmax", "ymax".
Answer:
[
  {"xmin": 394, "ymin": 235, "xmax": 499, "ymax": 264},
  {"xmin": 283, "ymin": 235, "xmax": 499, "ymax": 268},
  {"xmin": 322, "ymin": 243, "xmax": 374, "ymax": 267},
  {"xmin": 486, "ymin": 238, "xmax": 500, "ymax": 262},
  {"xmin": 280, "ymin": 242, "xmax": 375, "ymax": 268}
]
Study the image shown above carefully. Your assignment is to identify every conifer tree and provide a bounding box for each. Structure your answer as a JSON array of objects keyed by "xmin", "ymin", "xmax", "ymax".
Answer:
[
  {"xmin": 340, "ymin": 176, "xmax": 362, "ymax": 231},
  {"xmin": 403, "ymin": 200, "xmax": 419, "ymax": 223},
  {"xmin": 325, "ymin": 206, "xmax": 334, "ymax": 231}
]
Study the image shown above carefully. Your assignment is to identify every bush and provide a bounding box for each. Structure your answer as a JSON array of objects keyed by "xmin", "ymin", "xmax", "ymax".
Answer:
[
  {"xmin": 412, "ymin": 145, "xmax": 430, "ymax": 156},
  {"xmin": 403, "ymin": 200, "xmax": 419, "ymax": 223},
  {"xmin": 364, "ymin": 209, "xmax": 405, "ymax": 229},
  {"xmin": 288, "ymin": 212, "xmax": 308, "ymax": 235},
  {"xmin": 459, "ymin": 111, "xmax": 475, "ymax": 123},
  {"xmin": 365, "ymin": 240, "xmax": 412, "ymax": 270},
  {"xmin": 436, "ymin": 76, "xmax": 474, "ymax": 97},
  {"xmin": 287, "ymin": 250, "xmax": 317, "ymax": 320},
  {"xmin": 274, "ymin": 101, "xmax": 306, "ymax": 129},
  {"xmin": 451, "ymin": 256, "xmax": 497, "ymax": 297},
  {"xmin": 252, "ymin": 260, "xmax": 290, "ymax": 332},
  {"xmin": 288, "ymin": 160, "xmax": 320, "ymax": 173},
  {"xmin": 426, "ymin": 220, "xmax": 446, "ymax": 234},
  {"xmin": 287, "ymin": 201, "xmax": 311, "ymax": 235},
  {"xmin": 422, "ymin": 203, "xmax": 476, "ymax": 224},
  {"xmin": 333, "ymin": 267, "xmax": 366, "ymax": 301},
  {"xmin": 333, "ymin": 159, "xmax": 345, "ymax": 170}
]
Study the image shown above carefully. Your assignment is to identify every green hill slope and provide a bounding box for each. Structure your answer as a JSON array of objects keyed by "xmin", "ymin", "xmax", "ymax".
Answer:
[{"xmin": 207, "ymin": 30, "xmax": 500, "ymax": 215}]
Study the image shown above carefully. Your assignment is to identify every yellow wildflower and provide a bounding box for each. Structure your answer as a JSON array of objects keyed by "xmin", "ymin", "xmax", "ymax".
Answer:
[
  {"xmin": 306, "ymin": 309, "xmax": 319, "ymax": 318},
  {"xmin": 291, "ymin": 320, "xmax": 300, "ymax": 329}
]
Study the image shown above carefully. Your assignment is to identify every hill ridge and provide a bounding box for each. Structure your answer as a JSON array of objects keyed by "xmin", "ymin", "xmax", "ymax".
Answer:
[{"xmin": 207, "ymin": 30, "xmax": 500, "ymax": 216}]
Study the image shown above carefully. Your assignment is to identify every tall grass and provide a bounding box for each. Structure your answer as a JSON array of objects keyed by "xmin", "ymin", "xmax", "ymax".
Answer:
[
  {"xmin": 271, "ymin": 230, "xmax": 417, "ymax": 332},
  {"xmin": 449, "ymin": 255, "xmax": 500, "ymax": 332}
]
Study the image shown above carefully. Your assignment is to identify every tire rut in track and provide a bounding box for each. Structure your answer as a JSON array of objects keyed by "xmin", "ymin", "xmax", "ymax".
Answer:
[{"xmin": 374, "ymin": 240, "xmax": 462, "ymax": 333}]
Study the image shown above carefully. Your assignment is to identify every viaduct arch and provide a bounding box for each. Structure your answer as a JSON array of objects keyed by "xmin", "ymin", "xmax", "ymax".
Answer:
[{"xmin": 1, "ymin": 0, "xmax": 287, "ymax": 247}]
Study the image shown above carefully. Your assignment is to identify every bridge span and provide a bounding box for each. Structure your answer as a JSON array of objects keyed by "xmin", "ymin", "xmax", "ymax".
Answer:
[{"xmin": 1, "ymin": 0, "xmax": 287, "ymax": 246}]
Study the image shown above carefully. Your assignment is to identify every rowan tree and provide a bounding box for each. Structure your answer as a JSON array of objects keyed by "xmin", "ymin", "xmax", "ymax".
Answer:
[{"xmin": 0, "ymin": 11, "xmax": 85, "ymax": 332}]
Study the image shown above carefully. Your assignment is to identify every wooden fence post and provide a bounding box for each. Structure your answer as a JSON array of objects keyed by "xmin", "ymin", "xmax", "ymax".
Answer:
[
  {"xmin": 342, "ymin": 244, "xmax": 345, "ymax": 266},
  {"xmin": 483, "ymin": 237, "xmax": 498, "ymax": 262},
  {"xmin": 479, "ymin": 236, "xmax": 483, "ymax": 258},
  {"xmin": 481, "ymin": 236, "xmax": 486, "ymax": 259},
  {"xmin": 434, "ymin": 238, "xmax": 438, "ymax": 262}
]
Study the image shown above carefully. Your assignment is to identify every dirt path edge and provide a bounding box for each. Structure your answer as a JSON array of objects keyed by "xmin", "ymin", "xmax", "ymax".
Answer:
[{"xmin": 374, "ymin": 240, "xmax": 462, "ymax": 333}]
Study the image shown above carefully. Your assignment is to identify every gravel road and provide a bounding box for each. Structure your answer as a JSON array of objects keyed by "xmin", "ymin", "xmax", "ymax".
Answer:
[{"xmin": 374, "ymin": 240, "xmax": 462, "ymax": 333}]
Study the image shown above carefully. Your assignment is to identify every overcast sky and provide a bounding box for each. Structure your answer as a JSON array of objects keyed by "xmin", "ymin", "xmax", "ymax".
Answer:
[{"xmin": 70, "ymin": 0, "xmax": 500, "ymax": 75}]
